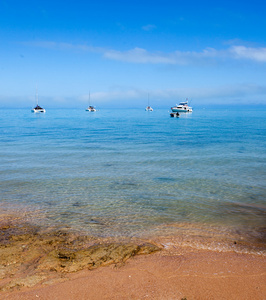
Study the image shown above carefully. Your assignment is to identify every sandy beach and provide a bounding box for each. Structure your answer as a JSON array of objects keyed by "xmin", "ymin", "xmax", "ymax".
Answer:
[
  {"xmin": 2, "ymin": 244, "xmax": 265, "ymax": 300},
  {"xmin": 1, "ymin": 216, "xmax": 265, "ymax": 299}
]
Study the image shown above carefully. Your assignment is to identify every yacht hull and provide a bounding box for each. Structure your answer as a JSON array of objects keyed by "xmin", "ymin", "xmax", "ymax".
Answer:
[{"xmin": 171, "ymin": 107, "xmax": 192, "ymax": 112}]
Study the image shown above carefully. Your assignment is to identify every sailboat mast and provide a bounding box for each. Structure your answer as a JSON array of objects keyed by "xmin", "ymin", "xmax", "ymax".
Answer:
[{"xmin": 35, "ymin": 86, "xmax": 38, "ymax": 105}]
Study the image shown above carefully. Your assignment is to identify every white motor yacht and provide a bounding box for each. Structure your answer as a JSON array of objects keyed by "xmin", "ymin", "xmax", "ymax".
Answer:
[{"xmin": 171, "ymin": 99, "xmax": 192, "ymax": 112}]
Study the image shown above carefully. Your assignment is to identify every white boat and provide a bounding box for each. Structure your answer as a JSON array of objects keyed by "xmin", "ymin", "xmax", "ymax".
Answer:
[
  {"xmin": 171, "ymin": 99, "xmax": 192, "ymax": 112},
  {"xmin": 31, "ymin": 88, "xmax": 46, "ymax": 113},
  {"xmin": 85, "ymin": 105, "xmax": 96, "ymax": 112},
  {"xmin": 145, "ymin": 93, "xmax": 153, "ymax": 111},
  {"xmin": 145, "ymin": 106, "xmax": 153, "ymax": 111},
  {"xmin": 31, "ymin": 105, "xmax": 46, "ymax": 113},
  {"xmin": 85, "ymin": 92, "xmax": 96, "ymax": 112}
]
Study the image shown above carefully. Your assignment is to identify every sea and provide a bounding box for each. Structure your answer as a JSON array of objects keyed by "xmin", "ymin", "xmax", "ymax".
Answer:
[{"xmin": 0, "ymin": 107, "xmax": 265, "ymax": 253}]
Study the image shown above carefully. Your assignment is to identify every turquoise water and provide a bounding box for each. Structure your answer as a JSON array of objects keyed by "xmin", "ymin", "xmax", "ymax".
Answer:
[{"xmin": 0, "ymin": 107, "xmax": 265, "ymax": 242}]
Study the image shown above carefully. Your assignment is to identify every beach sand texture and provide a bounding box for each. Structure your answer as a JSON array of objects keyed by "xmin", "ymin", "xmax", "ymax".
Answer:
[{"xmin": 1, "ymin": 249, "xmax": 265, "ymax": 300}]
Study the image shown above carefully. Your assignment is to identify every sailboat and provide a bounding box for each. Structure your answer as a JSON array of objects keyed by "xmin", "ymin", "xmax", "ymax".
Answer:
[
  {"xmin": 85, "ymin": 92, "xmax": 96, "ymax": 112},
  {"xmin": 145, "ymin": 93, "xmax": 153, "ymax": 111},
  {"xmin": 31, "ymin": 87, "xmax": 46, "ymax": 113}
]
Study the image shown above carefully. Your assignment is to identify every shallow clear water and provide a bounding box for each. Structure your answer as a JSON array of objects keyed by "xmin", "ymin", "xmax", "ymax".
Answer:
[{"xmin": 0, "ymin": 107, "xmax": 265, "ymax": 241}]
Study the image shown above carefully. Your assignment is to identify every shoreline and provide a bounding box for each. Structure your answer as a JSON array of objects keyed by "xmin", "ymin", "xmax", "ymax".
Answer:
[
  {"xmin": 1, "ymin": 210, "xmax": 265, "ymax": 254},
  {"xmin": 1, "ymin": 213, "xmax": 265, "ymax": 299}
]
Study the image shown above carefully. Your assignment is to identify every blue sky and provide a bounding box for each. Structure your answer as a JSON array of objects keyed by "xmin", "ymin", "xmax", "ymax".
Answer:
[{"xmin": 0, "ymin": 0, "xmax": 266, "ymax": 108}]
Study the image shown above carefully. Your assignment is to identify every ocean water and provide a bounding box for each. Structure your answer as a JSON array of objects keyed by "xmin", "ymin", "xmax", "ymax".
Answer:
[{"xmin": 0, "ymin": 107, "xmax": 265, "ymax": 249}]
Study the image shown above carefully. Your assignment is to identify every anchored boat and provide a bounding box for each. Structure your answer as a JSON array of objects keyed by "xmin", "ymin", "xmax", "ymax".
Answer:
[
  {"xmin": 86, "ymin": 105, "xmax": 96, "ymax": 112},
  {"xmin": 31, "ymin": 88, "xmax": 46, "ymax": 113},
  {"xmin": 171, "ymin": 99, "xmax": 192, "ymax": 113},
  {"xmin": 85, "ymin": 92, "xmax": 96, "ymax": 112},
  {"xmin": 145, "ymin": 106, "xmax": 153, "ymax": 111},
  {"xmin": 145, "ymin": 94, "xmax": 153, "ymax": 111}
]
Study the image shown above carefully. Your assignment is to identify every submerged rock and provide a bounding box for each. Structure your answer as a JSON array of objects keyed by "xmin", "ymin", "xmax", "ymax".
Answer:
[{"xmin": 39, "ymin": 243, "xmax": 143, "ymax": 273}]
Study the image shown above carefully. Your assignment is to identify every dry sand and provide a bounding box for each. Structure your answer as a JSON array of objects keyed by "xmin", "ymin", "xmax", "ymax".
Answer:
[{"xmin": 2, "ymin": 247, "xmax": 265, "ymax": 300}]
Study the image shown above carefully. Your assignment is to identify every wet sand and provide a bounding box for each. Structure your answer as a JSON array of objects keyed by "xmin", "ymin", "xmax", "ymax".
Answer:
[{"xmin": 2, "ymin": 247, "xmax": 266, "ymax": 300}]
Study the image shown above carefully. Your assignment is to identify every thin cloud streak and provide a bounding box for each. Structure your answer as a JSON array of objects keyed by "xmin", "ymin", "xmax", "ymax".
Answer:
[
  {"xmin": 23, "ymin": 41, "xmax": 266, "ymax": 64},
  {"xmin": 103, "ymin": 46, "xmax": 266, "ymax": 64},
  {"xmin": 103, "ymin": 48, "xmax": 177, "ymax": 64}
]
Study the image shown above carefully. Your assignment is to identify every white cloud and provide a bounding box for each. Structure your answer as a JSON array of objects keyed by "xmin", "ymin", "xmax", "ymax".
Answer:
[
  {"xmin": 103, "ymin": 48, "xmax": 177, "ymax": 64},
  {"xmin": 23, "ymin": 40, "xmax": 266, "ymax": 64},
  {"xmin": 230, "ymin": 46, "xmax": 266, "ymax": 62},
  {"xmin": 103, "ymin": 46, "xmax": 266, "ymax": 64},
  {"xmin": 103, "ymin": 47, "xmax": 230, "ymax": 65}
]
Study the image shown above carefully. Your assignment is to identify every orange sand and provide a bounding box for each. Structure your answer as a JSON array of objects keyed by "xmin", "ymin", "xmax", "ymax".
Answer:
[{"xmin": 2, "ymin": 247, "xmax": 265, "ymax": 300}]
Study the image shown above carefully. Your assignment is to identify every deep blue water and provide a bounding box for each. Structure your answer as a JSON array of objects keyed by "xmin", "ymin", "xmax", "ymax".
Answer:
[{"xmin": 0, "ymin": 107, "xmax": 265, "ymax": 240}]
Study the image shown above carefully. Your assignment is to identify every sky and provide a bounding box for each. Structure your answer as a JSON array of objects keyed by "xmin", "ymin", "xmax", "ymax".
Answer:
[{"xmin": 0, "ymin": 0, "xmax": 266, "ymax": 108}]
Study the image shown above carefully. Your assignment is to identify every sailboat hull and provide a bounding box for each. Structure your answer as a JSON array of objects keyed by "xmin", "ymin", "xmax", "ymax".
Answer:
[
  {"xmin": 85, "ymin": 108, "xmax": 96, "ymax": 112},
  {"xmin": 32, "ymin": 108, "xmax": 46, "ymax": 113}
]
